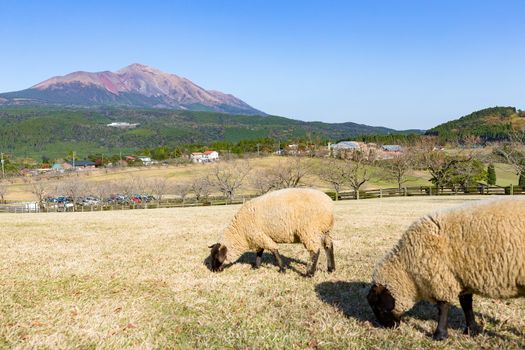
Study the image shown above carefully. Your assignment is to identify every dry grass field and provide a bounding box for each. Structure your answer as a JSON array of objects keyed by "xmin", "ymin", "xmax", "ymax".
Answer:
[
  {"xmin": 4, "ymin": 156, "xmax": 434, "ymax": 202},
  {"xmin": 0, "ymin": 196, "xmax": 524, "ymax": 349},
  {"xmin": 3, "ymin": 155, "xmax": 519, "ymax": 203}
]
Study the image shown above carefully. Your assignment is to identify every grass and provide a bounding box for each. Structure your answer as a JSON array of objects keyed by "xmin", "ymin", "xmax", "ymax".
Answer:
[{"xmin": 0, "ymin": 196, "xmax": 523, "ymax": 349}]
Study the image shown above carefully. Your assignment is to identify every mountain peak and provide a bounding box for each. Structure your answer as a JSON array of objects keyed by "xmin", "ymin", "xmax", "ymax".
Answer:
[
  {"xmin": 1, "ymin": 64, "xmax": 264, "ymax": 115},
  {"xmin": 118, "ymin": 63, "xmax": 162, "ymax": 74}
]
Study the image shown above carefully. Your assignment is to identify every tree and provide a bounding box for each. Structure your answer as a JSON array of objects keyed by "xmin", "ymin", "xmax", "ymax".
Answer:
[
  {"xmin": 173, "ymin": 182, "xmax": 192, "ymax": 204},
  {"xmin": 487, "ymin": 164, "xmax": 496, "ymax": 185},
  {"xmin": 29, "ymin": 178, "xmax": 50, "ymax": 210},
  {"xmin": 379, "ymin": 152, "xmax": 413, "ymax": 189},
  {"xmin": 448, "ymin": 158, "xmax": 487, "ymax": 193},
  {"xmin": 59, "ymin": 178, "xmax": 88, "ymax": 211},
  {"xmin": 118, "ymin": 176, "xmax": 145, "ymax": 199},
  {"xmin": 421, "ymin": 151, "xmax": 460, "ymax": 193},
  {"xmin": 519, "ymin": 173, "xmax": 525, "ymax": 187},
  {"xmin": 496, "ymin": 131, "xmax": 525, "ymax": 183},
  {"xmin": 251, "ymin": 168, "xmax": 278, "ymax": 195},
  {"xmin": 191, "ymin": 176, "xmax": 212, "ymax": 202},
  {"xmin": 90, "ymin": 181, "xmax": 114, "ymax": 204},
  {"xmin": 345, "ymin": 156, "xmax": 370, "ymax": 199},
  {"xmin": 148, "ymin": 177, "xmax": 170, "ymax": 202},
  {"xmin": 318, "ymin": 159, "xmax": 348, "ymax": 200},
  {"xmin": 211, "ymin": 160, "xmax": 251, "ymax": 202},
  {"xmin": 0, "ymin": 181, "xmax": 7, "ymax": 204},
  {"xmin": 269, "ymin": 157, "xmax": 310, "ymax": 189}
]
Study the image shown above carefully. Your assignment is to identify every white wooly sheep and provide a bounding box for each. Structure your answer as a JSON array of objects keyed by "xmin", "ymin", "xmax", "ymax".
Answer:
[
  {"xmin": 207, "ymin": 188, "xmax": 335, "ymax": 276},
  {"xmin": 367, "ymin": 198, "xmax": 525, "ymax": 340}
]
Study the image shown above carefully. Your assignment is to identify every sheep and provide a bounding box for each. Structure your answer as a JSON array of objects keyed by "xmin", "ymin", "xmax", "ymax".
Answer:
[
  {"xmin": 207, "ymin": 188, "xmax": 335, "ymax": 277},
  {"xmin": 367, "ymin": 198, "xmax": 525, "ymax": 340}
]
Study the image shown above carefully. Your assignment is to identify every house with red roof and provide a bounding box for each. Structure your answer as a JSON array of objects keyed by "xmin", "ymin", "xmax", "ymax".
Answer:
[{"xmin": 190, "ymin": 150, "xmax": 219, "ymax": 163}]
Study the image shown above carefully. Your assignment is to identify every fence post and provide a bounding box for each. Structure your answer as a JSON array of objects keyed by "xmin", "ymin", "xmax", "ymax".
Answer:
[
  {"xmin": 404, "ymin": 187, "xmax": 407, "ymax": 197},
  {"xmin": 510, "ymin": 184, "xmax": 514, "ymax": 196},
  {"xmin": 379, "ymin": 188, "xmax": 382, "ymax": 198}
]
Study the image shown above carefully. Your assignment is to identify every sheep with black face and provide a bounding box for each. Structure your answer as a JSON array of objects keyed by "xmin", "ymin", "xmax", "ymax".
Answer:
[
  {"xmin": 368, "ymin": 198, "xmax": 525, "ymax": 340},
  {"xmin": 207, "ymin": 188, "xmax": 335, "ymax": 277}
]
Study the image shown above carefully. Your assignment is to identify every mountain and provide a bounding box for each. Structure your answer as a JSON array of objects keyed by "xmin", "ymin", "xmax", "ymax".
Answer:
[
  {"xmin": 0, "ymin": 64, "xmax": 264, "ymax": 115},
  {"xmin": 0, "ymin": 106, "xmax": 419, "ymax": 158},
  {"xmin": 426, "ymin": 106, "xmax": 525, "ymax": 142}
]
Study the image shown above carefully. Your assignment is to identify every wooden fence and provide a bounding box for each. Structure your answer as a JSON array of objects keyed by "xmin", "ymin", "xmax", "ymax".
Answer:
[{"xmin": 1, "ymin": 185, "xmax": 524, "ymax": 214}]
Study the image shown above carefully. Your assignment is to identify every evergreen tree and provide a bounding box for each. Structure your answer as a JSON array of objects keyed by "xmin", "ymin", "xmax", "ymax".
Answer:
[{"xmin": 487, "ymin": 163, "xmax": 496, "ymax": 185}]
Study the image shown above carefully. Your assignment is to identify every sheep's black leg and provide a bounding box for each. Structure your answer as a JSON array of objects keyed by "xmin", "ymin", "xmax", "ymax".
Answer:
[
  {"xmin": 459, "ymin": 293, "xmax": 479, "ymax": 336},
  {"xmin": 306, "ymin": 249, "xmax": 320, "ymax": 277},
  {"xmin": 271, "ymin": 249, "xmax": 285, "ymax": 273},
  {"xmin": 253, "ymin": 249, "xmax": 264, "ymax": 269},
  {"xmin": 325, "ymin": 242, "xmax": 335, "ymax": 273},
  {"xmin": 433, "ymin": 301, "xmax": 450, "ymax": 341}
]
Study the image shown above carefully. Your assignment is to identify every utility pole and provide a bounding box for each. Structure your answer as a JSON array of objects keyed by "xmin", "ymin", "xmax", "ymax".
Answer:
[{"xmin": 1, "ymin": 152, "xmax": 5, "ymax": 178}]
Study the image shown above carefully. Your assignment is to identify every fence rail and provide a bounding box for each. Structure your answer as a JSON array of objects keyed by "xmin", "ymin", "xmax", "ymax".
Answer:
[{"xmin": 1, "ymin": 185, "xmax": 524, "ymax": 214}]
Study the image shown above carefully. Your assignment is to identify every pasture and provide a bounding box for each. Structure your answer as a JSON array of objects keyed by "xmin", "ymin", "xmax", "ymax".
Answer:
[{"xmin": 0, "ymin": 196, "xmax": 523, "ymax": 349}]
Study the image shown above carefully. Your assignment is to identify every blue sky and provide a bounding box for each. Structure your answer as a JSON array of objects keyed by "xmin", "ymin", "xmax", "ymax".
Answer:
[{"xmin": 1, "ymin": 0, "xmax": 524, "ymax": 129}]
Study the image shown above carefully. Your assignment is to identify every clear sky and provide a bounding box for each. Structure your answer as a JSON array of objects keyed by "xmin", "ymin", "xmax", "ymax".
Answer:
[{"xmin": 1, "ymin": 0, "xmax": 524, "ymax": 129}]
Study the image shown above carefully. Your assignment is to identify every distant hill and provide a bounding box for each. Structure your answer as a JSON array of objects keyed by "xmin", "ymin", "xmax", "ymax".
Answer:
[
  {"xmin": 0, "ymin": 64, "xmax": 264, "ymax": 115},
  {"xmin": 426, "ymin": 106, "xmax": 525, "ymax": 142},
  {"xmin": 0, "ymin": 106, "xmax": 418, "ymax": 158}
]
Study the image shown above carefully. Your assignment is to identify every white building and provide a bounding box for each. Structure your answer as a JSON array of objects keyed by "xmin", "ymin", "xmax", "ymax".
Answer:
[
  {"xmin": 137, "ymin": 156, "xmax": 153, "ymax": 165},
  {"xmin": 330, "ymin": 141, "xmax": 361, "ymax": 151},
  {"xmin": 190, "ymin": 150, "xmax": 219, "ymax": 163},
  {"xmin": 106, "ymin": 122, "xmax": 140, "ymax": 128}
]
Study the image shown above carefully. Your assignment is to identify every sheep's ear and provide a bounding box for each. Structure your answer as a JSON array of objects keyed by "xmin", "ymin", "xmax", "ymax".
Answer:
[{"xmin": 217, "ymin": 245, "xmax": 228, "ymax": 263}]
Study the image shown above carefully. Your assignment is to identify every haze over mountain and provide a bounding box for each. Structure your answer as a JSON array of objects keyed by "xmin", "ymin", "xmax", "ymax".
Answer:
[{"xmin": 0, "ymin": 64, "xmax": 264, "ymax": 115}]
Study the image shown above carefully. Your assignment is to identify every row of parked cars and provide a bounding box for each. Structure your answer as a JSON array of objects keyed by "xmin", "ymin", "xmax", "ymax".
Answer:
[{"xmin": 46, "ymin": 194, "xmax": 158, "ymax": 207}]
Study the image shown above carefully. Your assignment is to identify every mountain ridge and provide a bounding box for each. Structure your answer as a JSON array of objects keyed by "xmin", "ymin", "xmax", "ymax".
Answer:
[{"xmin": 0, "ymin": 64, "xmax": 264, "ymax": 115}]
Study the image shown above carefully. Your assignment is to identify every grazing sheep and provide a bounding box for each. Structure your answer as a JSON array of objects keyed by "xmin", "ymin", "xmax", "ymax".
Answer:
[
  {"xmin": 207, "ymin": 188, "xmax": 335, "ymax": 276},
  {"xmin": 367, "ymin": 198, "xmax": 525, "ymax": 340}
]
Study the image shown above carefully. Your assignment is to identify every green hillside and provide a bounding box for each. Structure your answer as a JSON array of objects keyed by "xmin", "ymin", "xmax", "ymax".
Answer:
[
  {"xmin": 0, "ymin": 106, "xmax": 416, "ymax": 158},
  {"xmin": 426, "ymin": 106, "xmax": 525, "ymax": 142}
]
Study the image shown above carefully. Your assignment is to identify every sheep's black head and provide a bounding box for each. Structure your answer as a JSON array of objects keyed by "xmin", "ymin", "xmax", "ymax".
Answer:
[
  {"xmin": 207, "ymin": 243, "xmax": 228, "ymax": 272},
  {"xmin": 367, "ymin": 283, "xmax": 400, "ymax": 329}
]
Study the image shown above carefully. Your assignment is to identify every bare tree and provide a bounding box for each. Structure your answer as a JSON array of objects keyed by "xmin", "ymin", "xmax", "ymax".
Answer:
[
  {"xmin": 59, "ymin": 178, "xmax": 88, "ymax": 211},
  {"xmin": 496, "ymin": 131, "xmax": 525, "ymax": 181},
  {"xmin": 379, "ymin": 152, "xmax": 414, "ymax": 189},
  {"xmin": 90, "ymin": 181, "xmax": 114, "ymax": 204},
  {"xmin": 345, "ymin": 157, "xmax": 370, "ymax": 199},
  {"xmin": 0, "ymin": 181, "xmax": 7, "ymax": 204},
  {"xmin": 269, "ymin": 157, "xmax": 310, "ymax": 189},
  {"xmin": 211, "ymin": 160, "xmax": 251, "ymax": 202},
  {"xmin": 118, "ymin": 176, "xmax": 145, "ymax": 199},
  {"xmin": 173, "ymin": 182, "xmax": 192, "ymax": 204},
  {"xmin": 29, "ymin": 178, "xmax": 50, "ymax": 210},
  {"xmin": 318, "ymin": 159, "xmax": 348, "ymax": 200},
  {"xmin": 148, "ymin": 177, "xmax": 170, "ymax": 202},
  {"xmin": 421, "ymin": 151, "xmax": 456, "ymax": 193},
  {"xmin": 191, "ymin": 176, "xmax": 212, "ymax": 202},
  {"xmin": 251, "ymin": 168, "xmax": 278, "ymax": 195}
]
